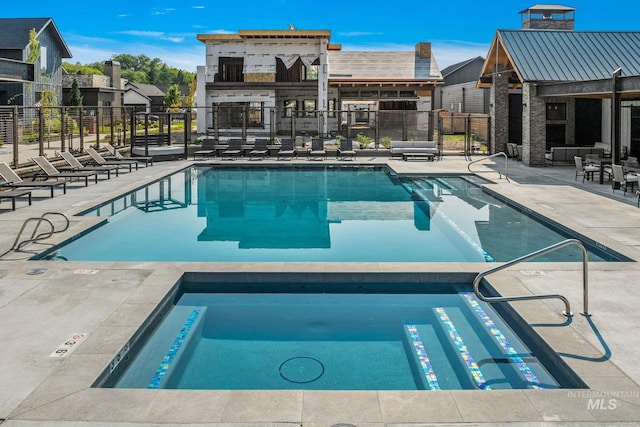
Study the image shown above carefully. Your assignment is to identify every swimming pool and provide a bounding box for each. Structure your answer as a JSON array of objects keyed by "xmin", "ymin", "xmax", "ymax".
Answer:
[
  {"xmin": 42, "ymin": 165, "xmax": 625, "ymax": 262},
  {"xmin": 103, "ymin": 275, "xmax": 585, "ymax": 390}
]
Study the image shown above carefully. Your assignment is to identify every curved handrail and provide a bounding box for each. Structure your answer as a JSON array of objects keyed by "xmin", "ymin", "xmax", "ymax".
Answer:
[
  {"xmin": 467, "ymin": 152, "xmax": 510, "ymax": 182},
  {"xmin": 473, "ymin": 239, "xmax": 590, "ymax": 317},
  {"xmin": 10, "ymin": 212, "xmax": 70, "ymax": 252}
]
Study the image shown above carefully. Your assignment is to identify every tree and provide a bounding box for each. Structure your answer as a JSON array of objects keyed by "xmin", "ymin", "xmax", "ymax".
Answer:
[
  {"xmin": 163, "ymin": 84, "xmax": 183, "ymax": 111},
  {"xmin": 186, "ymin": 77, "xmax": 196, "ymax": 108},
  {"xmin": 67, "ymin": 78, "xmax": 83, "ymax": 106},
  {"xmin": 63, "ymin": 62, "xmax": 104, "ymax": 75},
  {"xmin": 26, "ymin": 28, "xmax": 40, "ymax": 63}
]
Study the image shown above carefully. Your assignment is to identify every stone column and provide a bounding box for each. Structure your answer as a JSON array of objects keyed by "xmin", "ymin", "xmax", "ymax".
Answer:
[
  {"xmin": 490, "ymin": 68, "xmax": 509, "ymax": 154},
  {"xmin": 522, "ymin": 83, "xmax": 546, "ymax": 166}
]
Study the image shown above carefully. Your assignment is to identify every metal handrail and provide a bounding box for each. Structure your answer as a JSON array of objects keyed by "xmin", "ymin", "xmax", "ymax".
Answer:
[
  {"xmin": 473, "ymin": 239, "xmax": 590, "ymax": 317},
  {"xmin": 10, "ymin": 212, "xmax": 70, "ymax": 252},
  {"xmin": 467, "ymin": 152, "xmax": 510, "ymax": 182}
]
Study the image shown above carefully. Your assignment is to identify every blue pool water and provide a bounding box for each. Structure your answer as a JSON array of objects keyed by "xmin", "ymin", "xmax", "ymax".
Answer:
[
  {"xmin": 44, "ymin": 165, "xmax": 624, "ymax": 262},
  {"xmin": 111, "ymin": 282, "xmax": 575, "ymax": 390}
]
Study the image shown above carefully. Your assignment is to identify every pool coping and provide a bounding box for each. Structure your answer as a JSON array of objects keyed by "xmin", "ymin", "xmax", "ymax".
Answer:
[{"xmin": 1, "ymin": 157, "xmax": 640, "ymax": 425}]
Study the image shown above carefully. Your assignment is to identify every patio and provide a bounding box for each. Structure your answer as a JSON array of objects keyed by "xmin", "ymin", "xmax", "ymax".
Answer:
[{"xmin": 0, "ymin": 155, "xmax": 639, "ymax": 425}]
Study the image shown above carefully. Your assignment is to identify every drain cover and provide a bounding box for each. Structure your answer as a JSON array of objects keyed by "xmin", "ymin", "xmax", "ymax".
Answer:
[{"xmin": 279, "ymin": 356, "xmax": 324, "ymax": 383}]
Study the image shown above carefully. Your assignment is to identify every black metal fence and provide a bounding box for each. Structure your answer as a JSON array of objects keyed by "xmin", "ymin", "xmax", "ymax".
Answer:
[{"xmin": 0, "ymin": 105, "xmax": 489, "ymax": 166}]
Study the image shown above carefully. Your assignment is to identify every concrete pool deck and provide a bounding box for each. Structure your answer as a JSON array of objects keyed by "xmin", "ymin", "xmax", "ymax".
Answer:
[{"xmin": 0, "ymin": 155, "xmax": 639, "ymax": 425}]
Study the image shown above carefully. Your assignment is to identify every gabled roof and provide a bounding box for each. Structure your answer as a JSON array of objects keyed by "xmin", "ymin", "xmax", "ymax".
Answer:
[
  {"xmin": 479, "ymin": 30, "xmax": 640, "ymax": 87},
  {"xmin": 327, "ymin": 51, "xmax": 442, "ymax": 81},
  {"xmin": 125, "ymin": 82, "xmax": 165, "ymax": 97},
  {"xmin": 0, "ymin": 18, "xmax": 72, "ymax": 58},
  {"xmin": 441, "ymin": 56, "xmax": 484, "ymax": 78}
]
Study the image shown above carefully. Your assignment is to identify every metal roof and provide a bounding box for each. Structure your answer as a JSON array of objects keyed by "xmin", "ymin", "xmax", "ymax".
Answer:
[
  {"xmin": 0, "ymin": 18, "xmax": 72, "ymax": 58},
  {"xmin": 519, "ymin": 4, "xmax": 576, "ymax": 13},
  {"xmin": 497, "ymin": 30, "xmax": 640, "ymax": 82}
]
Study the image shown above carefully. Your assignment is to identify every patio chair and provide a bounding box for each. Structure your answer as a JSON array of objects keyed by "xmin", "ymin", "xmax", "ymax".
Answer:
[
  {"xmin": 221, "ymin": 139, "xmax": 243, "ymax": 160},
  {"xmin": 59, "ymin": 151, "xmax": 118, "ymax": 179},
  {"xmin": 0, "ymin": 188, "xmax": 31, "ymax": 211},
  {"xmin": 337, "ymin": 139, "xmax": 356, "ymax": 160},
  {"xmin": 249, "ymin": 138, "xmax": 269, "ymax": 159},
  {"xmin": 85, "ymin": 147, "xmax": 137, "ymax": 172},
  {"xmin": 574, "ymin": 156, "xmax": 598, "ymax": 183},
  {"xmin": 32, "ymin": 156, "xmax": 98, "ymax": 186},
  {"xmin": 103, "ymin": 142, "xmax": 153, "ymax": 166},
  {"xmin": 193, "ymin": 137, "xmax": 217, "ymax": 160},
  {"xmin": 277, "ymin": 138, "xmax": 296, "ymax": 160},
  {"xmin": 307, "ymin": 138, "xmax": 326, "ymax": 160},
  {"xmin": 611, "ymin": 164, "xmax": 638, "ymax": 195},
  {"xmin": 0, "ymin": 162, "xmax": 66, "ymax": 198}
]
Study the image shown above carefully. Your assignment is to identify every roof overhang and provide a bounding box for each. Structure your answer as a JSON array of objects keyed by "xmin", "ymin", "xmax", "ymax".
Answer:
[
  {"xmin": 329, "ymin": 79, "xmax": 442, "ymax": 89},
  {"xmin": 536, "ymin": 75, "xmax": 640, "ymax": 99},
  {"xmin": 0, "ymin": 57, "xmax": 34, "ymax": 82},
  {"xmin": 477, "ymin": 33, "xmax": 524, "ymax": 89},
  {"xmin": 198, "ymin": 30, "xmax": 331, "ymax": 43}
]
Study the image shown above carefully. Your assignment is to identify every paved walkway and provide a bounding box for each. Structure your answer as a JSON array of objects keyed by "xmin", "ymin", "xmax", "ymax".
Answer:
[{"xmin": 0, "ymin": 155, "xmax": 639, "ymax": 426}]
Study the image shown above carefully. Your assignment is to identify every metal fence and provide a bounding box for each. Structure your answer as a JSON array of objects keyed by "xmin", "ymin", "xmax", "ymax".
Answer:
[
  {"xmin": 197, "ymin": 105, "xmax": 489, "ymax": 154},
  {"xmin": 0, "ymin": 106, "xmax": 194, "ymax": 166},
  {"xmin": 0, "ymin": 105, "xmax": 490, "ymax": 166}
]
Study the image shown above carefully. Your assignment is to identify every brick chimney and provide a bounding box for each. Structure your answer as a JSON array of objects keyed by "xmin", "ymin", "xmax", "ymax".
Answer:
[
  {"xmin": 104, "ymin": 61, "xmax": 122, "ymax": 90},
  {"xmin": 415, "ymin": 42, "xmax": 431, "ymax": 59}
]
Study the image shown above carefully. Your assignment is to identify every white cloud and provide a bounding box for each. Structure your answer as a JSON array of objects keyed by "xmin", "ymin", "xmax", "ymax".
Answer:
[
  {"xmin": 337, "ymin": 31, "xmax": 383, "ymax": 37},
  {"xmin": 430, "ymin": 40, "xmax": 489, "ymax": 69},
  {"xmin": 162, "ymin": 37, "xmax": 185, "ymax": 43},
  {"xmin": 118, "ymin": 30, "xmax": 165, "ymax": 37},
  {"xmin": 193, "ymin": 5, "xmax": 205, "ymax": 9}
]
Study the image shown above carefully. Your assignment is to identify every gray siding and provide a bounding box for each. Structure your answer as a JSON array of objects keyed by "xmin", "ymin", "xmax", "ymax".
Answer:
[{"xmin": 437, "ymin": 82, "xmax": 488, "ymax": 114}]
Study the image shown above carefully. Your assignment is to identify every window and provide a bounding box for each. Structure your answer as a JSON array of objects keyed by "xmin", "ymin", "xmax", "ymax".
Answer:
[
  {"xmin": 328, "ymin": 99, "xmax": 336, "ymax": 118},
  {"xmin": 40, "ymin": 46, "xmax": 47, "ymax": 73},
  {"xmin": 218, "ymin": 57, "xmax": 244, "ymax": 82},
  {"xmin": 276, "ymin": 58, "xmax": 319, "ymax": 82},
  {"xmin": 283, "ymin": 99, "xmax": 297, "ymax": 117},
  {"xmin": 303, "ymin": 99, "xmax": 316, "ymax": 117},
  {"xmin": 216, "ymin": 102, "xmax": 264, "ymax": 128},
  {"xmin": 304, "ymin": 64, "xmax": 318, "ymax": 81},
  {"xmin": 247, "ymin": 102, "xmax": 264, "ymax": 128},
  {"xmin": 546, "ymin": 103, "xmax": 566, "ymax": 121}
]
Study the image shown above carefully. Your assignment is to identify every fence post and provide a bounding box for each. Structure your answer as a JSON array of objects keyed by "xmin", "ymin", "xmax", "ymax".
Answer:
[
  {"xmin": 110, "ymin": 106, "xmax": 115, "ymax": 146},
  {"xmin": 12, "ymin": 106, "xmax": 19, "ymax": 166},
  {"xmin": 402, "ymin": 110, "xmax": 407, "ymax": 141},
  {"xmin": 79, "ymin": 107, "xmax": 84, "ymax": 151},
  {"xmin": 95, "ymin": 106, "xmax": 100, "ymax": 149},
  {"xmin": 38, "ymin": 106, "xmax": 44, "ymax": 156},
  {"xmin": 374, "ymin": 110, "xmax": 379, "ymax": 148},
  {"xmin": 61, "ymin": 107, "xmax": 66, "ymax": 152},
  {"xmin": 270, "ymin": 107, "xmax": 275, "ymax": 142}
]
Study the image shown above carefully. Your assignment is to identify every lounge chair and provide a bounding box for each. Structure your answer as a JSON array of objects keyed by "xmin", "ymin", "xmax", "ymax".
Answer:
[
  {"xmin": 59, "ymin": 151, "xmax": 118, "ymax": 179},
  {"xmin": 574, "ymin": 156, "xmax": 598, "ymax": 183},
  {"xmin": 222, "ymin": 139, "xmax": 243, "ymax": 160},
  {"xmin": 249, "ymin": 138, "xmax": 269, "ymax": 159},
  {"xmin": 32, "ymin": 156, "xmax": 98, "ymax": 186},
  {"xmin": 337, "ymin": 139, "xmax": 356, "ymax": 160},
  {"xmin": 193, "ymin": 137, "xmax": 217, "ymax": 160},
  {"xmin": 85, "ymin": 147, "xmax": 137, "ymax": 172},
  {"xmin": 0, "ymin": 189, "xmax": 32, "ymax": 211},
  {"xmin": 307, "ymin": 138, "xmax": 326, "ymax": 160},
  {"xmin": 103, "ymin": 143, "xmax": 153, "ymax": 166},
  {"xmin": 277, "ymin": 138, "xmax": 296, "ymax": 160},
  {"xmin": 0, "ymin": 162, "xmax": 66, "ymax": 198}
]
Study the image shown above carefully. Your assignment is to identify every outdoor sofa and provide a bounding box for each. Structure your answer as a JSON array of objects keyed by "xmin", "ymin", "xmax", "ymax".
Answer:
[
  {"xmin": 390, "ymin": 141, "xmax": 440, "ymax": 160},
  {"xmin": 545, "ymin": 146, "xmax": 605, "ymax": 166}
]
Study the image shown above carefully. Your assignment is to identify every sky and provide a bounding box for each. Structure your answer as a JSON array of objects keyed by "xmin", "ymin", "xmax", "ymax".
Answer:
[{"xmin": 3, "ymin": 1, "xmax": 640, "ymax": 72}]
